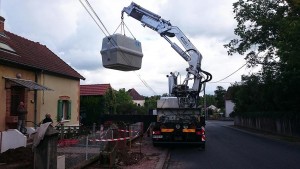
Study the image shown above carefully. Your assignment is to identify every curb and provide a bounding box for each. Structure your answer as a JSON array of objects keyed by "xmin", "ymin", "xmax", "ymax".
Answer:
[
  {"xmin": 224, "ymin": 125, "xmax": 300, "ymax": 144},
  {"xmin": 155, "ymin": 149, "xmax": 169, "ymax": 169}
]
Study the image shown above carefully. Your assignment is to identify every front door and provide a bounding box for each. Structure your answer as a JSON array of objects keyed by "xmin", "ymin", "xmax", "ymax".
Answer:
[
  {"xmin": 7, "ymin": 86, "xmax": 26, "ymax": 129},
  {"xmin": 10, "ymin": 86, "xmax": 26, "ymax": 116}
]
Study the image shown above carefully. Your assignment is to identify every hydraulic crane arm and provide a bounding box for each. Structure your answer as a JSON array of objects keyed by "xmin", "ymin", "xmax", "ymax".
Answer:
[{"xmin": 122, "ymin": 2, "xmax": 212, "ymax": 107}]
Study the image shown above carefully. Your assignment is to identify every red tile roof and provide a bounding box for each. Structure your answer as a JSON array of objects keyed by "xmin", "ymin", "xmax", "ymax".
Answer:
[
  {"xmin": 80, "ymin": 84, "xmax": 111, "ymax": 96},
  {"xmin": 128, "ymin": 88, "xmax": 144, "ymax": 100},
  {"xmin": 0, "ymin": 31, "xmax": 84, "ymax": 80}
]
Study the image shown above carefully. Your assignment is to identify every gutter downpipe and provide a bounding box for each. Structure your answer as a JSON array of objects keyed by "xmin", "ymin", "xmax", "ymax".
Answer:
[{"xmin": 34, "ymin": 72, "xmax": 38, "ymax": 128}]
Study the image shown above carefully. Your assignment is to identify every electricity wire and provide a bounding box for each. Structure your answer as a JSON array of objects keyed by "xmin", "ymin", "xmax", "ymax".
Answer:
[
  {"xmin": 210, "ymin": 62, "xmax": 248, "ymax": 83},
  {"xmin": 79, "ymin": 0, "xmax": 107, "ymax": 36},
  {"xmin": 79, "ymin": 0, "xmax": 157, "ymax": 95},
  {"xmin": 211, "ymin": 51, "xmax": 268, "ymax": 83}
]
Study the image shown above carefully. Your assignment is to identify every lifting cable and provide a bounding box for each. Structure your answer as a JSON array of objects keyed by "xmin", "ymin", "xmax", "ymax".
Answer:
[
  {"xmin": 113, "ymin": 17, "xmax": 136, "ymax": 40},
  {"xmin": 79, "ymin": 0, "xmax": 157, "ymax": 95}
]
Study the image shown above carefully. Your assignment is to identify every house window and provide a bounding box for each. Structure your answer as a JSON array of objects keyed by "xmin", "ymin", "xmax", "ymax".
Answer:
[
  {"xmin": 57, "ymin": 99, "xmax": 71, "ymax": 122},
  {"xmin": 0, "ymin": 41, "xmax": 17, "ymax": 54}
]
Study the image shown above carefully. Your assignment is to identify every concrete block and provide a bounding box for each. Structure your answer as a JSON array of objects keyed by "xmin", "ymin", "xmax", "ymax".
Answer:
[{"xmin": 101, "ymin": 34, "xmax": 143, "ymax": 71}]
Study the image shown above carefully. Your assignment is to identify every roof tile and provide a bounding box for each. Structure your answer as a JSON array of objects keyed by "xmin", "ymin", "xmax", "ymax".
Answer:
[
  {"xmin": 128, "ymin": 88, "xmax": 144, "ymax": 100},
  {"xmin": 80, "ymin": 84, "xmax": 111, "ymax": 96},
  {"xmin": 0, "ymin": 31, "xmax": 84, "ymax": 80}
]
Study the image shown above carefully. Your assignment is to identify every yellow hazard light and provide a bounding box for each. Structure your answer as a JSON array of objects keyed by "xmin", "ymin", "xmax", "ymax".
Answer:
[
  {"xmin": 161, "ymin": 128, "xmax": 174, "ymax": 132},
  {"xmin": 182, "ymin": 129, "xmax": 196, "ymax": 133}
]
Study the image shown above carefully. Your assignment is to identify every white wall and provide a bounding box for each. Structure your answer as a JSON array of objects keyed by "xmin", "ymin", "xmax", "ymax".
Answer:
[
  {"xmin": 225, "ymin": 100, "xmax": 235, "ymax": 117},
  {"xmin": 133, "ymin": 100, "xmax": 145, "ymax": 107},
  {"xmin": 0, "ymin": 129, "xmax": 27, "ymax": 153}
]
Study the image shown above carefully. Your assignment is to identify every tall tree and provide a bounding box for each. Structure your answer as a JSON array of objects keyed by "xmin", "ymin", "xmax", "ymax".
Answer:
[
  {"xmin": 104, "ymin": 88, "xmax": 116, "ymax": 114},
  {"xmin": 214, "ymin": 86, "xmax": 226, "ymax": 109},
  {"xmin": 225, "ymin": 0, "xmax": 300, "ymax": 113},
  {"xmin": 115, "ymin": 88, "xmax": 134, "ymax": 114},
  {"xmin": 144, "ymin": 95, "xmax": 159, "ymax": 112},
  {"xmin": 199, "ymin": 94, "xmax": 216, "ymax": 107}
]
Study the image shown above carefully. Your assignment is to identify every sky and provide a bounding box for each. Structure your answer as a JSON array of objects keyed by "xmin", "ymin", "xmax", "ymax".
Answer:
[{"xmin": 1, "ymin": 0, "xmax": 259, "ymax": 96}]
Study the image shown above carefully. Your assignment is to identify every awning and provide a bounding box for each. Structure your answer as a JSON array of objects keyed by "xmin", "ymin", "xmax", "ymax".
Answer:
[{"xmin": 3, "ymin": 77, "xmax": 53, "ymax": 91}]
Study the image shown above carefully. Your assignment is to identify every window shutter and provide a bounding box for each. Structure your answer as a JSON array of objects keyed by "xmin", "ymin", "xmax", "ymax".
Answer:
[
  {"xmin": 57, "ymin": 100, "xmax": 63, "ymax": 122},
  {"xmin": 67, "ymin": 100, "xmax": 72, "ymax": 120}
]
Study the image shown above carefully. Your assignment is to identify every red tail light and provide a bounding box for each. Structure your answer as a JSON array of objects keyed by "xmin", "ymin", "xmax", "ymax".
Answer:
[
  {"xmin": 196, "ymin": 127, "xmax": 205, "ymax": 135},
  {"xmin": 153, "ymin": 130, "xmax": 161, "ymax": 135}
]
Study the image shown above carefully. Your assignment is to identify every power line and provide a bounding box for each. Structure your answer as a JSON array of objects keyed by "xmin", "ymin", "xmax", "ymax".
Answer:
[
  {"xmin": 211, "ymin": 51, "xmax": 269, "ymax": 83},
  {"xmin": 211, "ymin": 62, "xmax": 247, "ymax": 83},
  {"xmin": 79, "ymin": 0, "xmax": 157, "ymax": 95},
  {"xmin": 79, "ymin": 0, "xmax": 107, "ymax": 36}
]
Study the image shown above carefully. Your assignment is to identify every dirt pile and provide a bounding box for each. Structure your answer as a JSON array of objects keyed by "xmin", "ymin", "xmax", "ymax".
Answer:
[
  {"xmin": 0, "ymin": 146, "xmax": 34, "ymax": 169},
  {"xmin": 116, "ymin": 151, "xmax": 145, "ymax": 166}
]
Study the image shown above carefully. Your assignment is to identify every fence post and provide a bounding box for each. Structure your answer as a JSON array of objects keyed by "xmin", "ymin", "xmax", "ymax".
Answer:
[
  {"xmin": 60, "ymin": 123, "xmax": 64, "ymax": 140},
  {"xmin": 93, "ymin": 123, "xmax": 96, "ymax": 135},
  {"xmin": 86, "ymin": 135, "xmax": 88, "ymax": 160},
  {"xmin": 34, "ymin": 125, "xmax": 58, "ymax": 169},
  {"xmin": 129, "ymin": 125, "xmax": 132, "ymax": 150}
]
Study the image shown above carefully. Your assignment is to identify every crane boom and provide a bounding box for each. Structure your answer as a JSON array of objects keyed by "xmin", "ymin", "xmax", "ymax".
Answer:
[{"xmin": 122, "ymin": 2, "xmax": 212, "ymax": 107}]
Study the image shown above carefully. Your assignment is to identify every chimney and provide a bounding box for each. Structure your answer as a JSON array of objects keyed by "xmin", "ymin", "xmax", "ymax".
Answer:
[{"xmin": 0, "ymin": 16, "xmax": 5, "ymax": 32}]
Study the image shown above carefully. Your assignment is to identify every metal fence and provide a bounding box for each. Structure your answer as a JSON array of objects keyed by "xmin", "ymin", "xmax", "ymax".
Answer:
[{"xmin": 55, "ymin": 122, "xmax": 143, "ymax": 168}]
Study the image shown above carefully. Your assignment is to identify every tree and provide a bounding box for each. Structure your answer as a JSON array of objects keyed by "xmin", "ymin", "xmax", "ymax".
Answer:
[
  {"xmin": 144, "ymin": 95, "xmax": 160, "ymax": 113},
  {"xmin": 80, "ymin": 95, "xmax": 105, "ymax": 125},
  {"xmin": 104, "ymin": 88, "xmax": 116, "ymax": 114},
  {"xmin": 199, "ymin": 94, "xmax": 216, "ymax": 108},
  {"xmin": 214, "ymin": 86, "xmax": 226, "ymax": 110},
  {"xmin": 225, "ymin": 0, "xmax": 299, "ymax": 66},
  {"xmin": 115, "ymin": 88, "xmax": 134, "ymax": 114},
  {"xmin": 225, "ymin": 0, "xmax": 300, "ymax": 114}
]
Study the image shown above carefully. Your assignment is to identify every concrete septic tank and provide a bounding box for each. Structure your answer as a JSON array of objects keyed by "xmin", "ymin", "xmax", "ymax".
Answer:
[{"xmin": 100, "ymin": 34, "xmax": 143, "ymax": 71}]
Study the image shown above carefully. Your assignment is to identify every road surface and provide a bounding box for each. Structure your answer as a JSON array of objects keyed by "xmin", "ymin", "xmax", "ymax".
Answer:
[{"xmin": 166, "ymin": 120, "xmax": 300, "ymax": 169}]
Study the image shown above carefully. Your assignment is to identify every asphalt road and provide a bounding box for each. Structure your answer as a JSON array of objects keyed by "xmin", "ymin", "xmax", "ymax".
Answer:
[{"xmin": 166, "ymin": 120, "xmax": 300, "ymax": 169}]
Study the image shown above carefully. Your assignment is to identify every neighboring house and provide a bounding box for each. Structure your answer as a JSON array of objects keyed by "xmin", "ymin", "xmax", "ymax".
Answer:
[
  {"xmin": 225, "ymin": 86, "xmax": 235, "ymax": 117},
  {"xmin": 128, "ymin": 88, "xmax": 145, "ymax": 106},
  {"xmin": 80, "ymin": 84, "xmax": 112, "ymax": 124},
  {"xmin": 0, "ymin": 16, "xmax": 85, "ymax": 131},
  {"xmin": 207, "ymin": 105, "xmax": 218, "ymax": 112},
  {"xmin": 80, "ymin": 84, "xmax": 111, "ymax": 96}
]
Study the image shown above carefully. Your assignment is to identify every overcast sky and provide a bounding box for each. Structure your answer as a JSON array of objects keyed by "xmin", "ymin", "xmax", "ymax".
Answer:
[{"xmin": 1, "ymin": 0, "xmax": 258, "ymax": 96}]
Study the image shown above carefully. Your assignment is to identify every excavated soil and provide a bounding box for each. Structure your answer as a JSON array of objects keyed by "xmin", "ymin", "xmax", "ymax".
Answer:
[
  {"xmin": 85, "ymin": 136, "xmax": 167, "ymax": 169},
  {"xmin": 0, "ymin": 146, "xmax": 34, "ymax": 169},
  {"xmin": 0, "ymin": 136, "xmax": 167, "ymax": 169}
]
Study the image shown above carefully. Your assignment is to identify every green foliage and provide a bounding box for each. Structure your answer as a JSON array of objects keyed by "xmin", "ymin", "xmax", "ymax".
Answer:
[
  {"xmin": 226, "ymin": 0, "xmax": 300, "ymax": 119},
  {"xmin": 214, "ymin": 86, "xmax": 226, "ymax": 109},
  {"xmin": 80, "ymin": 96, "xmax": 105, "ymax": 124},
  {"xmin": 144, "ymin": 95, "xmax": 160, "ymax": 110},
  {"xmin": 104, "ymin": 88, "xmax": 116, "ymax": 114},
  {"xmin": 113, "ymin": 88, "xmax": 151, "ymax": 115},
  {"xmin": 114, "ymin": 88, "xmax": 134, "ymax": 114},
  {"xmin": 199, "ymin": 94, "xmax": 216, "ymax": 108}
]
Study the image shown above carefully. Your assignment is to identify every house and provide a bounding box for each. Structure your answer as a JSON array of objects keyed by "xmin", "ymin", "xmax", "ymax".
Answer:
[
  {"xmin": 80, "ymin": 84, "xmax": 112, "ymax": 124},
  {"xmin": 225, "ymin": 86, "xmax": 235, "ymax": 117},
  {"xmin": 80, "ymin": 84, "xmax": 111, "ymax": 96},
  {"xmin": 0, "ymin": 16, "xmax": 85, "ymax": 131},
  {"xmin": 128, "ymin": 88, "xmax": 145, "ymax": 107}
]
